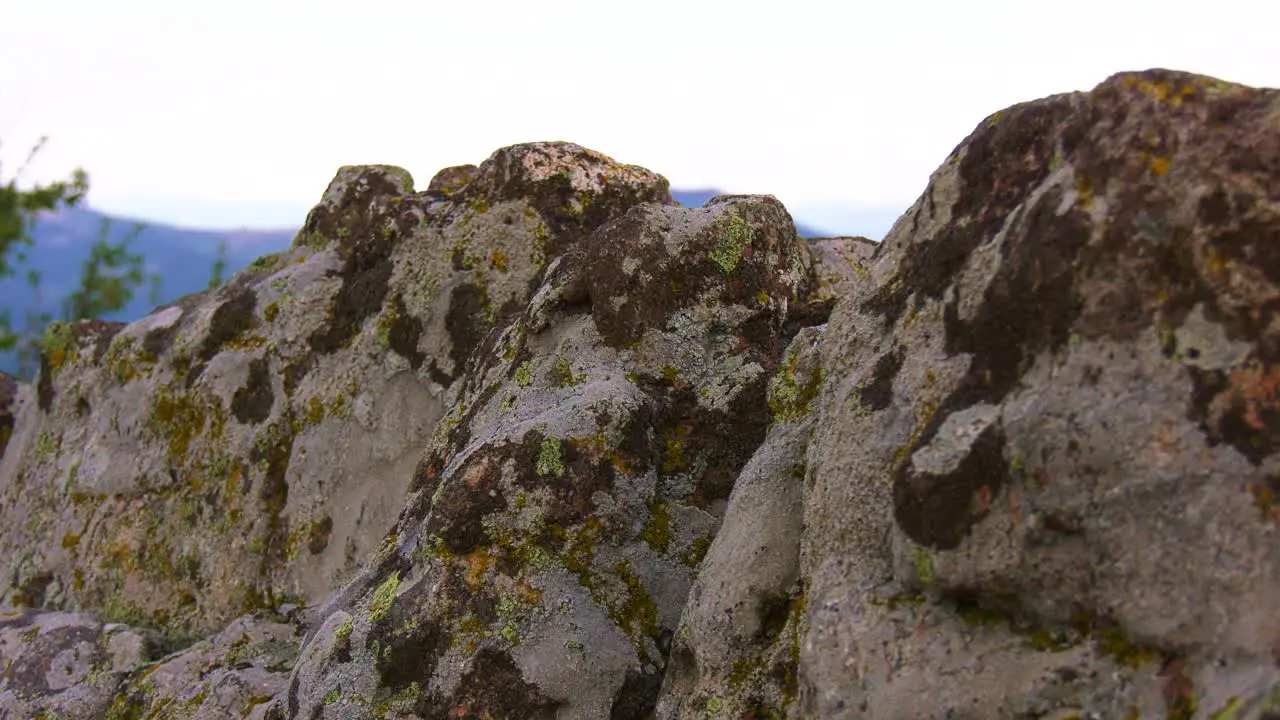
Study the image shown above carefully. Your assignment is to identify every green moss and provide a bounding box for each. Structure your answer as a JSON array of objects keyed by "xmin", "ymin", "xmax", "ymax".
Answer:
[
  {"xmin": 705, "ymin": 694, "xmax": 725, "ymax": 717},
  {"xmin": 552, "ymin": 354, "xmax": 585, "ymax": 387},
  {"xmin": 911, "ymin": 545, "xmax": 934, "ymax": 585},
  {"xmin": 369, "ymin": 571, "xmax": 401, "ymax": 622},
  {"xmin": 536, "ymin": 436, "xmax": 565, "ymax": 478},
  {"xmin": 263, "ymin": 301, "xmax": 280, "ymax": 322},
  {"xmin": 489, "ymin": 249, "xmax": 509, "ymax": 272},
  {"xmin": 515, "ymin": 361, "xmax": 535, "ymax": 387},
  {"xmin": 562, "ymin": 518, "xmax": 601, "ymax": 574},
  {"xmin": 35, "ymin": 431, "xmax": 60, "ymax": 460},
  {"xmin": 767, "ymin": 354, "xmax": 824, "ymax": 422},
  {"xmin": 1209, "ymin": 697, "xmax": 1243, "ymax": 720},
  {"xmin": 149, "ymin": 384, "xmax": 227, "ymax": 468},
  {"xmin": 250, "ymin": 251, "xmax": 288, "ymax": 272},
  {"xmin": 1095, "ymin": 626, "xmax": 1159, "ymax": 668},
  {"xmin": 104, "ymin": 334, "xmax": 159, "ymax": 385},
  {"xmin": 500, "ymin": 394, "xmax": 517, "ymax": 412},
  {"xmin": 679, "ymin": 536, "xmax": 712, "ymax": 568},
  {"xmin": 375, "ymin": 302, "xmax": 400, "ymax": 348},
  {"xmin": 322, "ymin": 687, "xmax": 342, "ymax": 705},
  {"xmin": 1026, "ymin": 627, "xmax": 1075, "ymax": 652},
  {"xmin": 709, "ymin": 211, "xmax": 755, "ymax": 274},
  {"xmin": 610, "ymin": 559, "xmax": 660, "ymax": 656},
  {"xmin": 639, "ymin": 498, "xmax": 672, "ymax": 554},
  {"xmin": 40, "ymin": 321, "xmax": 78, "ymax": 372}
]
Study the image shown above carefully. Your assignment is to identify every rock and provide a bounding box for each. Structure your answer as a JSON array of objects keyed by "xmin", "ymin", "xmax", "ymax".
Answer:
[
  {"xmin": 0, "ymin": 609, "xmax": 148, "ymax": 718},
  {"xmin": 0, "ymin": 608, "xmax": 303, "ymax": 720},
  {"xmin": 0, "ymin": 141, "xmax": 670, "ymax": 639},
  {"xmin": 0, "ymin": 67, "xmax": 1276, "ymax": 720},
  {"xmin": 104, "ymin": 611, "xmax": 301, "ymax": 720},
  {"xmin": 285, "ymin": 191, "xmax": 810, "ymax": 719},
  {"xmin": 798, "ymin": 68, "xmax": 1280, "ymax": 718},
  {"xmin": 427, "ymin": 164, "xmax": 479, "ymax": 196},
  {"xmin": 654, "ymin": 326, "xmax": 822, "ymax": 718}
]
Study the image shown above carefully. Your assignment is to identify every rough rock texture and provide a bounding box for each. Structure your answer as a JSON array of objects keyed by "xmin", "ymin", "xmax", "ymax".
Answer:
[
  {"xmin": 0, "ymin": 68, "xmax": 1277, "ymax": 719},
  {"xmin": 0, "ymin": 609, "xmax": 147, "ymax": 718},
  {"xmin": 0, "ymin": 142, "xmax": 671, "ymax": 639},
  {"xmin": 792, "ymin": 69, "xmax": 1280, "ymax": 718},
  {"xmin": 284, "ymin": 192, "xmax": 811, "ymax": 719}
]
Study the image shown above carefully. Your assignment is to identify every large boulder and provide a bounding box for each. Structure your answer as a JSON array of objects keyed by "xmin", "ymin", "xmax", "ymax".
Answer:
[
  {"xmin": 0, "ymin": 142, "xmax": 672, "ymax": 638},
  {"xmin": 791, "ymin": 69, "xmax": 1280, "ymax": 718},
  {"xmin": 283, "ymin": 193, "xmax": 813, "ymax": 718}
]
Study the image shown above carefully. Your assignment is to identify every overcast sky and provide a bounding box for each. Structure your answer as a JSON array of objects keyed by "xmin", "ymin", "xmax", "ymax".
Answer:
[{"xmin": 2, "ymin": 0, "xmax": 1277, "ymax": 236}]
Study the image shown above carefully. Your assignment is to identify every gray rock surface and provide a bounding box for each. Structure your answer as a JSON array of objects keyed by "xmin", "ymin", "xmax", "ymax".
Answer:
[{"xmin": 0, "ymin": 68, "xmax": 1276, "ymax": 719}]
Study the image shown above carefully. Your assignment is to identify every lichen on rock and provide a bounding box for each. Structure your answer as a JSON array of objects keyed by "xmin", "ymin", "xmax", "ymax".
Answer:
[{"xmin": 1, "ymin": 68, "xmax": 1278, "ymax": 720}]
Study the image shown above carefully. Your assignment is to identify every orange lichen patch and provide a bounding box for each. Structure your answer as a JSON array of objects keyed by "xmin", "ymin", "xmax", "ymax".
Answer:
[
  {"xmin": 513, "ymin": 580, "xmax": 543, "ymax": 606},
  {"xmin": 609, "ymin": 452, "xmax": 633, "ymax": 475},
  {"xmin": 1203, "ymin": 247, "xmax": 1228, "ymax": 279},
  {"xmin": 464, "ymin": 549, "xmax": 495, "ymax": 589},
  {"xmin": 1230, "ymin": 362, "xmax": 1280, "ymax": 431},
  {"xmin": 1150, "ymin": 156, "xmax": 1171, "ymax": 176},
  {"xmin": 970, "ymin": 484, "xmax": 994, "ymax": 517},
  {"xmin": 1248, "ymin": 479, "xmax": 1279, "ymax": 522},
  {"xmin": 462, "ymin": 457, "xmax": 492, "ymax": 490}
]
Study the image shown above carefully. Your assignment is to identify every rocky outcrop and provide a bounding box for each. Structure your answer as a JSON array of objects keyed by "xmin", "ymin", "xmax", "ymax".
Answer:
[
  {"xmin": 0, "ymin": 68, "xmax": 1277, "ymax": 719},
  {"xmin": 0, "ymin": 142, "xmax": 671, "ymax": 639}
]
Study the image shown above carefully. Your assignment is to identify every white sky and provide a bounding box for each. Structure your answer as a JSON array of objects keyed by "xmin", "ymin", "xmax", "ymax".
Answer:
[{"xmin": 2, "ymin": 0, "xmax": 1277, "ymax": 234}]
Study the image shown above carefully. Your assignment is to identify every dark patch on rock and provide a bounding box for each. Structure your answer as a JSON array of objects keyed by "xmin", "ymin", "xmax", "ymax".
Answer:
[
  {"xmin": 370, "ymin": 581, "xmax": 448, "ymax": 697},
  {"xmin": 422, "ymin": 446, "xmax": 508, "ymax": 555},
  {"xmin": 421, "ymin": 647, "xmax": 560, "ymax": 720},
  {"xmin": 427, "ymin": 164, "xmax": 479, "ymax": 196},
  {"xmin": 36, "ymin": 354, "xmax": 54, "ymax": 412},
  {"xmin": 893, "ymin": 420, "xmax": 1010, "ymax": 550},
  {"xmin": 445, "ymin": 283, "xmax": 489, "ymax": 383},
  {"xmin": 306, "ymin": 231, "xmax": 396, "ymax": 357},
  {"xmin": 280, "ymin": 356, "xmax": 315, "ymax": 398},
  {"xmin": 1, "ymin": 624, "xmax": 100, "ymax": 695},
  {"xmin": 307, "ymin": 516, "xmax": 333, "ymax": 555},
  {"xmin": 74, "ymin": 319, "xmax": 125, "ymax": 366},
  {"xmin": 386, "ymin": 296, "xmax": 426, "ymax": 370},
  {"xmin": 1187, "ymin": 364, "xmax": 1279, "ymax": 465},
  {"xmin": 584, "ymin": 201, "xmax": 800, "ymax": 350},
  {"xmin": 756, "ymin": 590, "xmax": 794, "ymax": 643},
  {"xmin": 249, "ymin": 421, "xmax": 295, "ymax": 568},
  {"xmin": 9, "ymin": 571, "xmax": 53, "ymax": 608},
  {"xmin": 231, "ymin": 356, "xmax": 274, "ymax": 424},
  {"xmin": 426, "ymin": 360, "xmax": 453, "ymax": 388},
  {"xmin": 197, "ymin": 286, "xmax": 258, "ymax": 363},
  {"xmin": 945, "ymin": 200, "xmax": 1091, "ymax": 408},
  {"xmin": 860, "ymin": 347, "xmax": 903, "ymax": 411},
  {"xmin": 862, "ymin": 95, "xmax": 1081, "ymax": 326},
  {"xmin": 0, "ymin": 372, "xmax": 17, "ymax": 460},
  {"xmin": 510, "ymin": 429, "xmax": 616, "ymax": 528},
  {"xmin": 610, "ymin": 666, "xmax": 664, "ymax": 720}
]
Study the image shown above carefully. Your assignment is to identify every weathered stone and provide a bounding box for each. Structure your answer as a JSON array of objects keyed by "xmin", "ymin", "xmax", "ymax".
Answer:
[
  {"xmin": 655, "ymin": 327, "xmax": 822, "ymax": 719},
  {"xmin": 799, "ymin": 68, "xmax": 1280, "ymax": 718},
  {"xmin": 427, "ymin": 164, "xmax": 479, "ymax": 196},
  {"xmin": 285, "ymin": 190, "xmax": 809, "ymax": 719},
  {"xmin": 0, "ymin": 141, "xmax": 671, "ymax": 640},
  {"xmin": 0, "ymin": 609, "xmax": 147, "ymax": 718},
  {"xmin": 1, "ymin": 67, "xmax": 1277, "ymax": 720}
]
